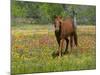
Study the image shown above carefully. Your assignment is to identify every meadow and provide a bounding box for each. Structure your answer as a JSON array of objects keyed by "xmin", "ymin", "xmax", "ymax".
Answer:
[{"xmin": 11, "ymin": 24, "xmax": 96, "ymax": 74}]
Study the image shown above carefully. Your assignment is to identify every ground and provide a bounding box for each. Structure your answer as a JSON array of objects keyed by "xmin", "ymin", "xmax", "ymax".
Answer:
[{"xmin": 11, "ymin": 24, "xmax": 96, "ymax": 74}]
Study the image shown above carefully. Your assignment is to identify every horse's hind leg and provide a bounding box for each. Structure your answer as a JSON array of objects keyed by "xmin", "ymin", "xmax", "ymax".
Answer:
[
  {"xmin": 73, "ymin": 31, "xmax": 78, "ymax": 46},
  {"xmin": 64, "ymin": 38, "xmax": 69, "ymax": 54},
  {"xmin": 70, "ymin": 35, "xmax": 73, "ymax": 53}
]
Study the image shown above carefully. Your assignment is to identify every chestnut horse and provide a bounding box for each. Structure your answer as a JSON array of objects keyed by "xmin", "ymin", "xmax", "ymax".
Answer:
[{"xmin": 53, "ymin": 16, "xmax": 78, "ymax": 57}]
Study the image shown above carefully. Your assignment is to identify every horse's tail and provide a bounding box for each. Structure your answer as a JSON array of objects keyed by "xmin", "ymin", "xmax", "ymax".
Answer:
[{"xmin": 73, "ymin": 31, "xmax": 78, "ymax": 46}]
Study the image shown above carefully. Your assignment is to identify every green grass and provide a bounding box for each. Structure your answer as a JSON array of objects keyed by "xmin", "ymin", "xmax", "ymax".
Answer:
[{"xmin": 11, "ymin": 24, "xmax": 96, "ymax": 74}]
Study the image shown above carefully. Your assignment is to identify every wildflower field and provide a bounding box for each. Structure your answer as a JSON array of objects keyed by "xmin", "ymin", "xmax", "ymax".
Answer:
[{"xmin": 11, "ymin": 24, "xmax": 96, "ymax": 74}]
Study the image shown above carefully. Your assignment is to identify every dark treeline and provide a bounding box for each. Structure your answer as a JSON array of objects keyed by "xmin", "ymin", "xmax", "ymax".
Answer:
[{"xmin": 11, "ymin": 0, "xmax": 96, "ymax": 25}]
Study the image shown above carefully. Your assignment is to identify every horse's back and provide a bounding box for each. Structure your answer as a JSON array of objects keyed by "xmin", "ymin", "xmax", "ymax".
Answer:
[{"xmin": 61, "ymin": 18, "xmax": 74, "ymax": 35}]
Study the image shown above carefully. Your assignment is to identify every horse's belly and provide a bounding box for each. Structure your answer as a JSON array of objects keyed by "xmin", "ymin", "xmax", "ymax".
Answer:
[{"xmin": 60, "ymin": 29, "xmax": 73, "ymax": 38}]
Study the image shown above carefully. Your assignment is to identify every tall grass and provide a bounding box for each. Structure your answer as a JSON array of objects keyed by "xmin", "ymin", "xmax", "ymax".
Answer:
[{"xmin": 11, "ymin": 25, "xmax": 96, "ymax": 74}]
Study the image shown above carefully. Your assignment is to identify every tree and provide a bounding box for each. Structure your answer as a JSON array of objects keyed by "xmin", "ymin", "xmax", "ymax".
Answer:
[{"xmin": 12, "ymin": 1, "xmax": 96, "ymax": 25}]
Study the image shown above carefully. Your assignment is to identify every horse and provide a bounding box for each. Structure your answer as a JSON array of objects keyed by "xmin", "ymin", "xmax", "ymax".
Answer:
[{"xmin": 53, "ymin": 16, "xmax": 78, "ymax": 57}]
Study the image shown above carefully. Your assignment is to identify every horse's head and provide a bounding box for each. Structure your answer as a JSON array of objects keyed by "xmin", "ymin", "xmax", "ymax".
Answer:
[{"xmin": 54, "ymin": 16, "xmax": 62, "ymax": 31}]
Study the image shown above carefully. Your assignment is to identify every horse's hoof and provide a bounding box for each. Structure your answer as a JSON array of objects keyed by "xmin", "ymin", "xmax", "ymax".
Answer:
[
  {"xmin": 52, "ymin": 51, "xmax": 58, "ymax": 58},
  {"xmin": 52, "ymin": 51, "xmax": 63, "ymax": 58},
  {"xmin": 63, "ymin": 51, "xmax": 69, "ymax": 55}
]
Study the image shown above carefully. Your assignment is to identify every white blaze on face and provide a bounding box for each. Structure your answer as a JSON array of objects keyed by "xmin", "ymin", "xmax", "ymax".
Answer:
[
  {"xmin": 55, "ymin": 20, "xmax": 60, "ymax": 31},
  {"xmin": 55, "ymin": 26, "xmax": 60, "ymax": 31}
]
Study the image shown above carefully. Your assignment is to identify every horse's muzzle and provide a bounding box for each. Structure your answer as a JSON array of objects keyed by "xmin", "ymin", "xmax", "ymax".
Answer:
[{"xmin": 55, "ymin": 27, "xmax": 60, "ymax": 31}]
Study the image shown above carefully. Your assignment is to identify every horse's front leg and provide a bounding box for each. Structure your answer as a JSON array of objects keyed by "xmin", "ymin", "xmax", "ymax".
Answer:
[
  {"xmin": 59, "ymin": 39, "xmax": 64, "ymax": 57},
  {"xmin": 64, "ymin": 38, "xmax": 69, "ymax": 54}
]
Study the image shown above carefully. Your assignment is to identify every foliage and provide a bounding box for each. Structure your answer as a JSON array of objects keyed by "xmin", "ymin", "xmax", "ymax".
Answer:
[{"xmin": 11, "ymin": 1, "xmax": 96, "ymax": 25}]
